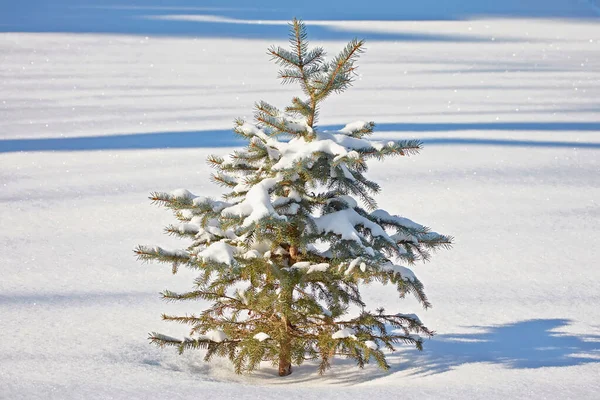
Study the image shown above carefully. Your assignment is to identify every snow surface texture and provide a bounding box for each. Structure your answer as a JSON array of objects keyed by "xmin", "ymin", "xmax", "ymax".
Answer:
[{"xmin": 1, "ymin": 1, "xmax": 600, "ymax": 399}]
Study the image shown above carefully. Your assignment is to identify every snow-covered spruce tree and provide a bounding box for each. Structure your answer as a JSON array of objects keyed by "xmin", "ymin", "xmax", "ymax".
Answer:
[{"xmin": 136, "ymin": 19, "xmax": 451, "ymax": 377}]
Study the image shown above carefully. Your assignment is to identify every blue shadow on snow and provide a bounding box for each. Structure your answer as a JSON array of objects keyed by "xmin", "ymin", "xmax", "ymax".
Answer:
[
  {"xmin": 400, "ymin": 319, "xmax": 600, "ymax": 375},
  {"xmin": 2, "ymin": 121, "xmax": 599, "ymax": 153},
  {"xmin": 2, "ymin": 0, "xmax": 598, "ymax": 40}
]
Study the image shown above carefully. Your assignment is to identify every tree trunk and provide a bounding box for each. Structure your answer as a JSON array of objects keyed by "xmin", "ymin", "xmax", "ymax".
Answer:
[
  {"xmin": 289, "ymin": 245, "xmax": 298, "ymax": 263},
  {"xmin": 278, "ymin": 337, "xmax": 293, "ymax": 376},
  {"xmin": 278, "ymin": 279, "xmax": 294, "ymax": 377}
]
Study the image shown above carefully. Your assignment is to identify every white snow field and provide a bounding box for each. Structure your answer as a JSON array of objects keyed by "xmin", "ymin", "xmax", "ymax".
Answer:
[{"xmin": 1, "ymin": 1, "xmax": 600, "ymax": 398}]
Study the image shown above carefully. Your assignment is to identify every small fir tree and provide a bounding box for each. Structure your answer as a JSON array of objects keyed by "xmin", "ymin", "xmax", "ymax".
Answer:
[{"xmin": 136, "ymin": 19, "xmax": 452, "ymax": 377}]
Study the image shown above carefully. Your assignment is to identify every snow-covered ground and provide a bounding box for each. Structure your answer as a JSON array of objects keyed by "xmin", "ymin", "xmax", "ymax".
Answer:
[{"xmin": 1, "ymin": 1, "xmax": 600, "ymax": 398}]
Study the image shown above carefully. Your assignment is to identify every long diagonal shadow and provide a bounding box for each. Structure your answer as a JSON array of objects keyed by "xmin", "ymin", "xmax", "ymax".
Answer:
[
  {"xmin": 1, "ymin": 122, "xmax": 599, "ymax": 153},
  {"xmin": 396, "ymin": 319, "xmax": 600, "ymax": 376}
]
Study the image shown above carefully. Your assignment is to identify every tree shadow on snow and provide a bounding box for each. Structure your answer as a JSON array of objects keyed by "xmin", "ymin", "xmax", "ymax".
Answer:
[
  {"xmin": 393, "ymin": 318, "xmax": 600, "ymax": 378},
  {"xmin": 251, "ymin": 318, "xmax": 600, "ymax": 385}
]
